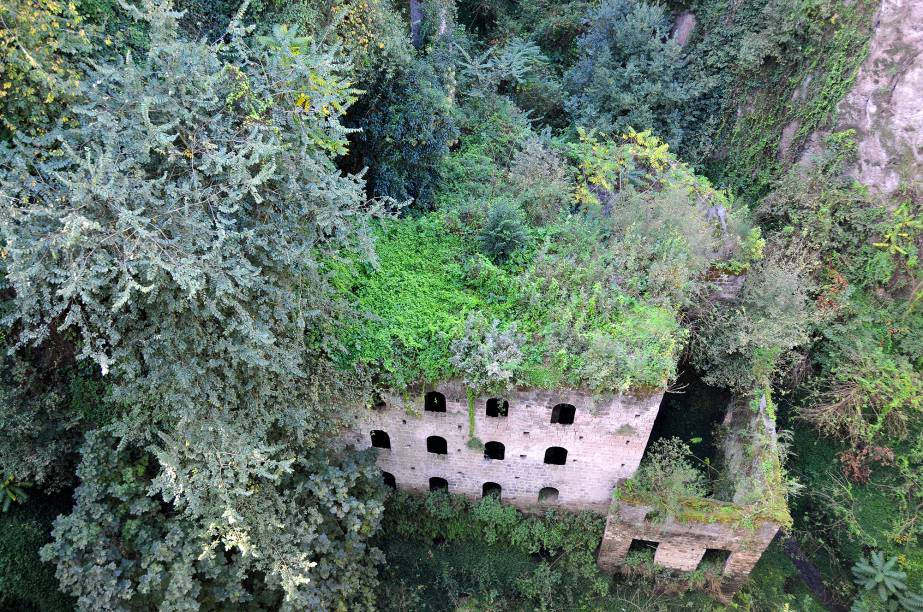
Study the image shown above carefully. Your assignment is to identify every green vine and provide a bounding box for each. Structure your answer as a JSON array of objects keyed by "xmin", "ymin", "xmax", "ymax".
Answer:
[
  {"xmin": 465, "ymin": 388, "xmax": 483, "ymax": 449},
  {"xmin": 402, "ymin": 390, "xmax": 421, "ymax": 417}
]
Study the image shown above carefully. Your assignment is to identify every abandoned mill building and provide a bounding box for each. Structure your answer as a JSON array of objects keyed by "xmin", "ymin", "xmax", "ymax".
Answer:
[{"xmin": 347, "ymin": 377, "xmax": 785, "ymax": 596}]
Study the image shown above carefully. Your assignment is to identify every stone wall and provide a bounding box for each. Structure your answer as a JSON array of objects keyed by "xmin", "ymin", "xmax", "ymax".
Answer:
[
  {"xmin": 346, "ymin": 381, "xmax": 663, "ymax": 513},
  {"xmin": 347, "ymin": 380, "xmax": 781, "ymax": 593},
  {"xmin": 596, "ymin": 502, "xmax": 779, "ymax": 594},
  {"xmin": 712, "ymin": 273, "xmax": 747, "ymax": 301},
  {"xmin": 836, "ymin": 0, "xmax": 923, "ymax": 195}
]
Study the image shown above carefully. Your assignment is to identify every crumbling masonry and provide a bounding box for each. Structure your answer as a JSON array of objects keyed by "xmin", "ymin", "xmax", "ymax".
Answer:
[
  {"xmin": 348, "ymin": 381, "xmax": 662, "ymax": 514},
  {"xmin": 596, "ymin": 504, "xmax": 778, "ymax": 595},
  {"xmin": 348, "ymin": 376, "xmax": 781, "ymax": 594}
]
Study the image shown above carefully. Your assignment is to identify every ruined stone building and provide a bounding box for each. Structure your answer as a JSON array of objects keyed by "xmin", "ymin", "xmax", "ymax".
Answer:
[
  {"xmin": 595, "ymin": 397, "xmax": 787, "ymax": 595},
  {"xmin": 347, "ymin": 376, "xmax": 785, "ymax": 595},
  {"xmin": 349, "ymin": 381, "xmax": 663, "ymax": 514}
]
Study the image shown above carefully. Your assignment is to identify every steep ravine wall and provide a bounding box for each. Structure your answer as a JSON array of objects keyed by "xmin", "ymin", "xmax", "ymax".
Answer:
[{"xmin": 835, "ymin": 0, "xmax": 923, "ymax": 194}]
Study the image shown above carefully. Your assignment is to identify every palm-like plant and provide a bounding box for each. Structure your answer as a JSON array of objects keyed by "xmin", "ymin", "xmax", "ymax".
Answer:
[
  {"xmin": 1, "ymin": 474, "xmax": 31, "ymax": 512},
  {"xmin": 853, "ymin": 552, "xmax": 907, "ymax": 602},
  {"xmin": 899, "ymin": 591, "xmax": 923, "ymax": 612},
  {"xmin": 851, "ymin": 552, "xmax": 923, "ymax": 612}
]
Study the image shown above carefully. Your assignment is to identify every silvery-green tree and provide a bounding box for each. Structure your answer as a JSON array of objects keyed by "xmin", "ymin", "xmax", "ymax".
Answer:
[
  {"xmin": 0, "ymin": 1, "xmax": 388, "ymax": 608},
  {"xmin": 564, "ymin": 0, "xmax": 691, "ymax": 148}
]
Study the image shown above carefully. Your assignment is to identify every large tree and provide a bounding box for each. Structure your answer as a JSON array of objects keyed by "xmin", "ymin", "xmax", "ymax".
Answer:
[
  {"xmin": 0, "ymin": 2, "xmax": 388, "ymax": 608},
  {"xmin": 564, "ymin": 0, "xmax": 690, "ymax": 148}
]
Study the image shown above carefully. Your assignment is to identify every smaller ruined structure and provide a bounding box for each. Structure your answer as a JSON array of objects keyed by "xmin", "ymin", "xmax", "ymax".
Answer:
[
  {"xmin": 597, "ymin": 503, "xmax": 779, "ymax": 595},
  {"xmin": 597, "ymin": 396, "xmax": 788, "ymax": 595}
]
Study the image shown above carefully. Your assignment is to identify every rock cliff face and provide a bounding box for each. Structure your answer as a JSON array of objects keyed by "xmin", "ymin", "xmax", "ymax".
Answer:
[{"xmin": 836, "ymin": 0, "xmax": 923, "ymax": 194}]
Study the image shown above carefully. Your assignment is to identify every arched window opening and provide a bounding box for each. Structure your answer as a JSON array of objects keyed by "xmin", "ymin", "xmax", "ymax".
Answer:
[
  {"xmin": 699, "ymin": 548, "xmax": 732, "ymax": 572},
  {"xmin": 538, "ymin": 487, "xmax": 559, "ymax": 503},
  {"xmin": 382, "ymin": 472, "xmax": 396, "ymax": 489},
  {"xmin": 370, "ymin": 430, "xmax": 390, "ymax": 449},
  {"xmin": 544, "ymin": 446, "xmax": 568, "ymax": 465},
  {"xmin": 429, "ymin": 477, "xmax": 448, "ymax": 492},
  {"xmin": 628, "ymin": 539, "xmax": 659, "ymax": 558},
  {"xmin": 482, "ymin": 482, "xmax": 502, "ymax": 499},
  {"xmin": 426, "ymin": 435, "xmax": 448, "ymax": 455},
  {"xmin": 485, "ymin": 398, "xmax": 509, "ymax": 417},
  {"xmin": 424, "ymin": 391, "xmax": 446, "ymax": 412},
  {"xmin": 484, "ymin": 441, "xmax": 505, "ymax": 460},
  {"xmin": 550, "ymin": 403, "xmax": 575, "ymax": 425}
]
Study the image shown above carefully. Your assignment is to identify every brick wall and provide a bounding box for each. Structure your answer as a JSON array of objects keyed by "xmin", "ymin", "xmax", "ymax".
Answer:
[
  {"xmin": 596, "ymin": 502, "xmax": 779, "ymax": 595},
  {"xmin": 346, "ymin": 381, "xmax": 663, "ymax": 514},
  {"xmin": 713, "ymin": 273, "xmax": 747, "ymax": 300}
]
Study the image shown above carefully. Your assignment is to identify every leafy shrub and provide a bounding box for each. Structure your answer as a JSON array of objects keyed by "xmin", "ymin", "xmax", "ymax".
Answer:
[
  {"xmin": 506, "ymin": 135, "xmax": 573, "ymax": 225},
  {"xmin": 802, "ymin": 334, "xmax": 923, "ymax": 447},
  {"xmin": 458, "ymin": 0, "xmax": 591, "ymax": 66},
  {"xmin": 618, "ymin": 437, "xmax": 708, "ymax": 521},
  {"xmin": 169, "ymin": 0, "xmax": 242, "ymax": 39},
  {"xmin": 449, "ymin": 313, "xmax": 524, "ymax": 392},
  {"xmin": 354, "ymin": 53, "xmax": 458, "ymax": 208},
  {"xmin": 456, "ymin": 37, "xmax": 547, "ymax": 97},
  {"xmin": 336, "ymin": 216, "xmax": 478, "ymax": 388},
  {"xmin": 478, "ymin": 199, "xmax": 529, "ymax": 262},
  {"xmin": 693, "ymin": 253, "xmax": 815, "ymax": 391},
  {"xmin": 0, "ymin": 475, "xmax": 30, "ymax": 512},
  {"xmin": 435, "ymin": 94, "xmax": 533, "ymax": 213},
  {"xmin": 757, "ymin": 140, "xmax": 884, "ymax": 267},
  {"xmin": 338, "ymin": 210, "xmax": 687, "ymax": 394},
  {"xmin": 579, "ymin": 303, "xmax": 685, "ymax": 393},
  {"xmin": 1, "ymin": 6, "xmax": 386, "ymax": 608},
  {"xmin": 0, "ymin": 0, "xmax": 92, "ymax": 138},
  {"xmin": 290, "ymin": 0, "xmax": 412, "ymax": 75},
  {"xmin": 78, "ymin": 0, "xmax": 150, "ymax": 53},
  {"xmin": 851, "ymin": 552, "xmax": 923, "ymax": 612},
  {"xmin": 0, "ymin": 494, "xmax": 73, "ymax": 611},
  {"xmin": 606, "ymin": 186, "xmax": 721, "ymax": 307},
  {"xmin": 0, "ymin": 319, "xmax": 110, "ymax": 492},
  {"xmin": 510, "ymin": 72, "xmax": 568, "ymax": 128},
  {"xmin": 378, "ymin": 489, "xmax": 609, "ymax": 609},
  {"xmin": 41, "ymin": 431, "xmax": 386, "ymax": 610},
  {"xmin": 566, "ymin": 129, "xmax": 756, "ymax": 307},
  {"xmin": 564, "ymin": 0, "xmax": 690, "ymax": 147}
]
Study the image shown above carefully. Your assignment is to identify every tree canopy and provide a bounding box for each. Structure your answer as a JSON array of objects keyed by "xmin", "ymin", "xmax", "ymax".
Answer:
[
  {"xmin": 1, "ymin": 0, "xmax": 920, "ymax": 609},
  {"xmin": 1, "ymin": 3, "xmax": 389, "ymax": 608}
]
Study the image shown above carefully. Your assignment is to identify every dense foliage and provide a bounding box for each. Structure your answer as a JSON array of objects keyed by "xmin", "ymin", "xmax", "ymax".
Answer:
[
  {"xmin": 564, "ymin": 0, "xmax": 690, "ymax": 148},
  {"xmin": 379, "ymin": 490, "xmax": 608, "ymax": 609},
  {"xmin": 0, "ymin": 0, "xmax": 919, "ymax": 609},
  {"xmin": 43, "ymin": 432, "xmax": 385, "ymax": 610},
  {"xmin": 0, "ymin": 0, "xmax": 92, "ymax": 138},
  {"xmin": 335, "ymin": 129, "xmax": 756, "ymax": 393},
  {"xmin": 1, "ymin": 3, "xmax": 388, "ymax": 608},
  {"xmin": 376, "ymin": 488, "xmax": 818, "ymax": 610},
  {"xmin": 618, "ymin": 437, "xmax": 708, "ymax": 522},
  {"xmin": 0, "ymin": 491, "xmax": 74, "ymax": 611}
]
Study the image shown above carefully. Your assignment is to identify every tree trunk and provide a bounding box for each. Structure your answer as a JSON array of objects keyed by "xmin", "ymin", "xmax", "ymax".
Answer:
[{"xmin": 410, "ymin": 0, "xmax": 423, "ymax": 48}]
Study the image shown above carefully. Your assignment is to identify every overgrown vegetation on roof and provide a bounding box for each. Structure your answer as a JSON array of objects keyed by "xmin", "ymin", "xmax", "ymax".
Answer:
[
  {"xmin": 334, "ymin": 129, "xmax": 759, "ymax": 393},
  {"xmin": 615, "ymin": 396, "xmax": 796, "ymax": 531}
]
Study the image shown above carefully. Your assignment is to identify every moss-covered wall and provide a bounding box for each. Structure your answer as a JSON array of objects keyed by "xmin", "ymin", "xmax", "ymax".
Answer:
[{"xmin": 597, "ymin": 501, "xmax": 780, "ymax": 596}]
